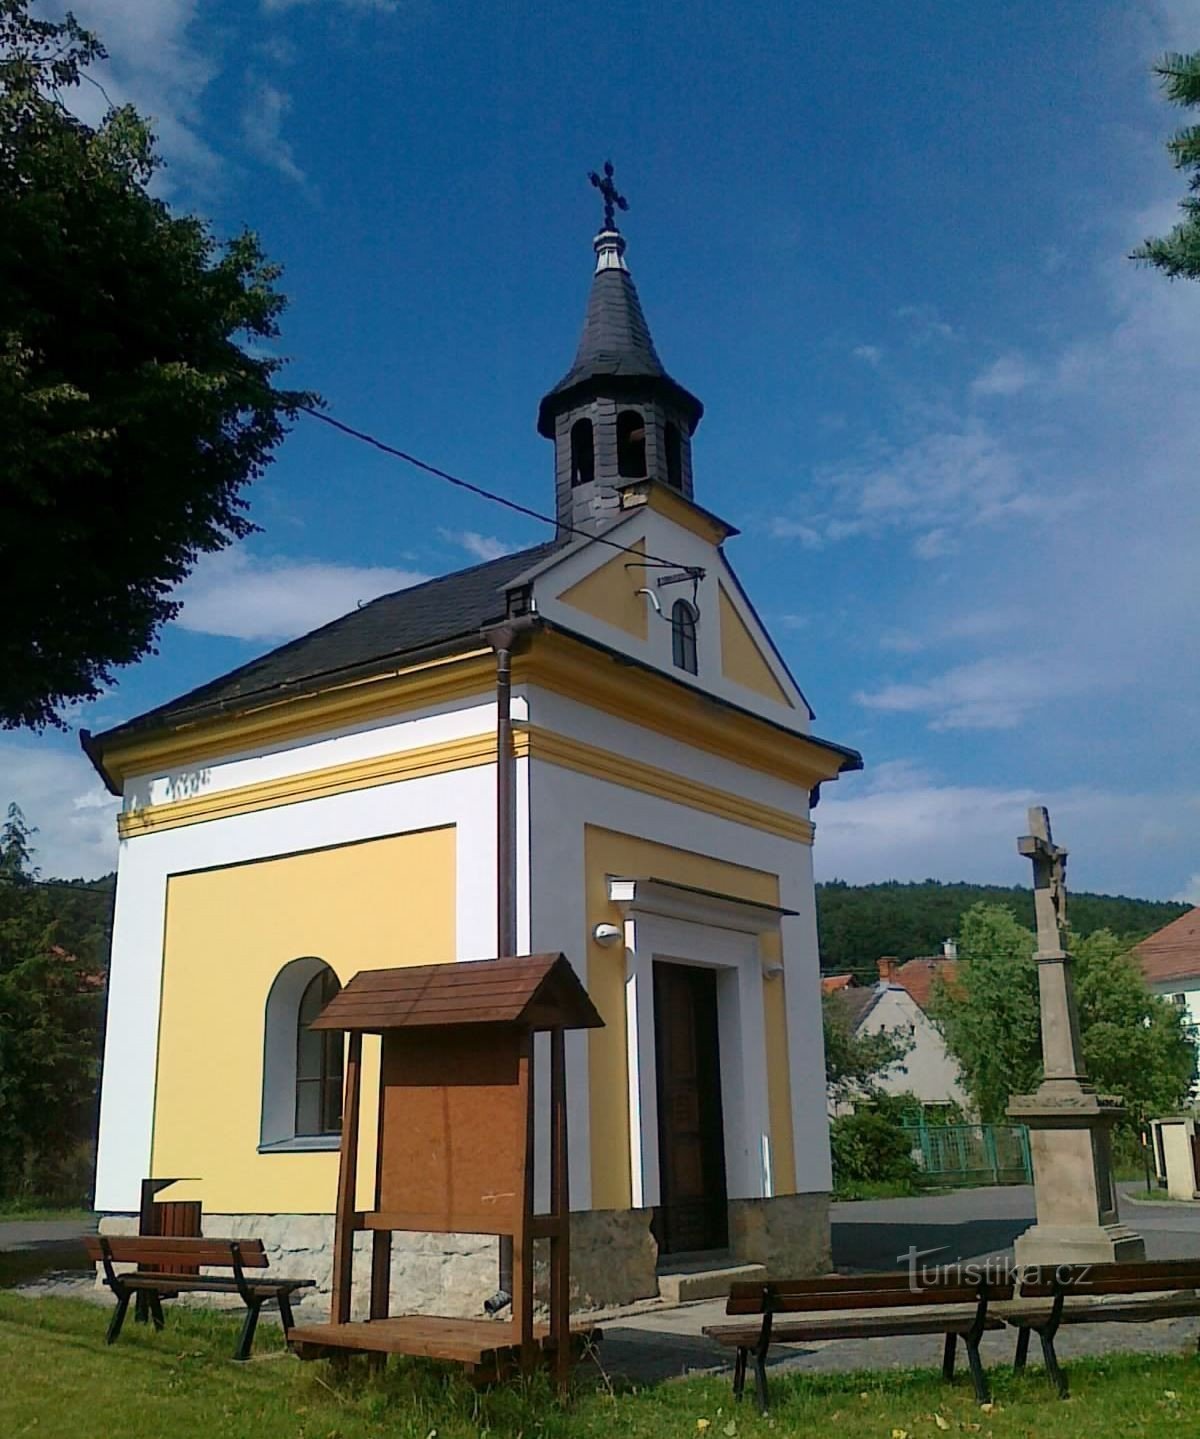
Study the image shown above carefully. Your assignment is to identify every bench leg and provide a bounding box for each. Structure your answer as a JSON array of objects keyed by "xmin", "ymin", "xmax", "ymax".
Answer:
[
  {"xmin": 964, "ymin": 1338, "xmax": 990, "ymax": 1406},
  {"xmin": 732, "ymin": 1347, "xmax": 748, "ymax": 1401},
  {"xmin": 1013, "ymin": 1325, "xmax": 1030, "ymax": 1373},
  {"xmin": 106, "ymin": 1292, "xmax": 131, "ymax": 1345},
  {"xmin": 134, "ymin": 1291, "xmax": 149, "ymax": 1325},
  {"xmin": 752, "ymin": 1353, "xmax": 769, "ymax": 1415},
  {"xmin": 1039, "ymin": 1331, "xmax": 1068, "ymax": 1400},
  {"xmin": 234, "ymin": 1300, "xmax": 262, "ymax": 1362},
  {"xmin": 148, "ymin": 1293, "xmax": 166, "ymax": 1332},
  {"xmin": 942, "ymin": 1332, "xmax": 956, "ymax": 1383},
  {"xmin": 278, "ymin": 1292, "xmax": 295, "ymax": 1336}
]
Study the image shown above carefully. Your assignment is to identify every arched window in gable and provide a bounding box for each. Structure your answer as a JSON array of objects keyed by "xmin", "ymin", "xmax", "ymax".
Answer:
[
  {"xmin": 570, "ymin": 418, "xmax": 595, "ymax": 486},
  {"xmin": 616, "ymin": 409, "xmax": 647, "ymax": 478},
  {"xmin": 671, "ymin": 599, "xmax": 698, "ymax": 675},
  {"xmin": 261, "ymin": 957, "xmax": 343, "ymax": 1150}
]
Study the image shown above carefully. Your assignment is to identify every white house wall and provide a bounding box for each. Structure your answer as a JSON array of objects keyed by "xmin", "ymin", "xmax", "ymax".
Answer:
[
  {"xmin": 96, "ymin": 751, "xmax": 515, "ymax": 1214},
  {"xmin": 859, "ymin": 986, "xmax": 969, "ymax": 1111}
]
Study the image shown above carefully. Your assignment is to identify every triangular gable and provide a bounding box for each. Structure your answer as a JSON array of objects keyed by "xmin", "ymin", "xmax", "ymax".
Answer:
[
  {"xmin": 717, "ymin": 583, "xmax": 794, "ymax": 708},
  {"xmin": 557, "ymin": 538, "xmax": 648, "ymax": 640}
]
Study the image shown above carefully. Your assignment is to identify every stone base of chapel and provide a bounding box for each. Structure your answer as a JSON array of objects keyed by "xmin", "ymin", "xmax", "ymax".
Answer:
[{"xmin": 97, "ymin": 1195, "xmax": 830, "ymax": 1316}]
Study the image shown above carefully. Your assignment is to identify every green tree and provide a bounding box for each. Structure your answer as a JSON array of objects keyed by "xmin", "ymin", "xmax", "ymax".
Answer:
[
  {"xmin": 0, "ymin": 0, "xmax": 314, "ymax": 730},
  {"xmin": 823, "ymin": 993, "xmax": 912, "ymax": 1107},
  {"xmin": 0, "ymin": 805, "xmax": 105, "ymax": 1200},
  {"xmin": 929, "ymin": 903, "xmax": 1197, "ymax": 1128},
  {"xmin": 928, "ymin": 904, "xmax": 1041, "ymax": 1123},
  {"xmin": 1133, "ymin": 52, "xmax": 1200, "ymax": 279}
]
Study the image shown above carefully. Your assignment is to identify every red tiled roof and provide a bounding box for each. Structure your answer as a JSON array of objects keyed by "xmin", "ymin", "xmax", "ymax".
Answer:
[
  {"xmin": 821, "ymin": 974, "xmax": 856, "ymax": 995},
  {"xmin": 1134, "ymin": 909, "xmax": 1200, "ymax": 986},
  {"xmin": 891, "ymin": 956, "xmax": 959, "ymax": 1011}
]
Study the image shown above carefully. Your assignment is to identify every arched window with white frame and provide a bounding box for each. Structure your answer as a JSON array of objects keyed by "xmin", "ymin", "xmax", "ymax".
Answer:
[
  {"xmin": 671, "ymin": 598, "xmax": 698, "ymax": 675},
  {"xmin": 260, "ymin": 957, "xmax": 343, "ymax": 1150}
]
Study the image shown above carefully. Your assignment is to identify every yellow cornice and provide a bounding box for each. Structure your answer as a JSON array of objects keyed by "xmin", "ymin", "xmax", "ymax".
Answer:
[
  {"xmin": 515, "ymin": 630, "xmax": 846, "ymax": 789},
  {"xmin": 116, "ymin": 723, "xmax": 813, "ymax": 845},
  {"xmin": 117, "ymin": 731, "xmax": 516, "ymax": 838},
  {"xmin": 99, "ymin": 649, "xmax": 496, "ymax": 788},
  {"xmin": 525, "ymin": 727, "xmax": 812, "ymax": 843}
]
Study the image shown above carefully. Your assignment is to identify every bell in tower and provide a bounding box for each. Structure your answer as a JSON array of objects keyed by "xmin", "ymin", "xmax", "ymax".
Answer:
[{"xmin": 537, "ymin": 163, "xmax": 704, "ymax": 537}]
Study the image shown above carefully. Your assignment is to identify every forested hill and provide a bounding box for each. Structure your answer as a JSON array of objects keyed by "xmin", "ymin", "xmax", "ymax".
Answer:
[{"xmin": 816, "ymin": 879, "xmax": 1189, "ymax": 978}]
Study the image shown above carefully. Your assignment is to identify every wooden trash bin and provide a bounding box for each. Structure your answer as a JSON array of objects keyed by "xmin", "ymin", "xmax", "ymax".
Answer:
[{"xmin": 287, "ymin": 953, "xmax": 604, "ymax": 1390}]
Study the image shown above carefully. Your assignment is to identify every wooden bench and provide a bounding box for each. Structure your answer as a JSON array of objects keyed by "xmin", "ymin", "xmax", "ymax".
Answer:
[
  {"xmin": 703, "ymin": 1269, "xmax": 1016, "ymax": 1412},
  {"xmin": 85, "ymin": 1235, "xmax": 315, "ymax": 1360},
  {"xmin": 1003, "ymin": 1258, "xmax": 1200, "ymax": 1398}
]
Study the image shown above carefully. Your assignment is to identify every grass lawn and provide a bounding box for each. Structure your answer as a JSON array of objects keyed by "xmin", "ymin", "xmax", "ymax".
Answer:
[
  {"xmin": 0, "ymin": 1204, "xmax": 94, "ymax": 1223},
  {"xmin": 2, "ymin": 1294, "xmax": 1199, "ymax": 1439}
]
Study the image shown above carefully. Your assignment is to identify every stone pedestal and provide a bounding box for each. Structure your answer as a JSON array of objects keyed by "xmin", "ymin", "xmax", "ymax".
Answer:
[{"xmin": 1007, "ymin": 1084, "xmax": 1144, "ymax": 1266}]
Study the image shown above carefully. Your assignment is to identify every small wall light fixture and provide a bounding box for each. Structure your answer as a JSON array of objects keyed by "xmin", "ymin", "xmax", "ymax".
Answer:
[
  {"xmin": 592, "ymin": 922, "xmax": 623, "ymax": 947},
  {"xmin": 761, "ymin": 961, "xmax": 785, "ymax": 980}
]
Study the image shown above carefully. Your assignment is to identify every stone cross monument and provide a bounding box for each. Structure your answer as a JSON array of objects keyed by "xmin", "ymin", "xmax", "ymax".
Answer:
[{"xmin": 1008, "ymin": 806, "xmax": 1143, "ymax": 1265}]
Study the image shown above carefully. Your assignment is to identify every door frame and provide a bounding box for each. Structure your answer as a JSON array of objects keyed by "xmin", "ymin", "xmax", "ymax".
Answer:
[{"xmin": 608, "ymin": 879, "xmax": 781, "ymax": 1211}]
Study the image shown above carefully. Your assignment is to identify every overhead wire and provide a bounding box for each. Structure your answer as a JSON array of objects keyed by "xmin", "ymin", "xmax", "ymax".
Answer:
[{"xmin": 298, "ymin": 405, "xmax": 703, "ymax": 578}]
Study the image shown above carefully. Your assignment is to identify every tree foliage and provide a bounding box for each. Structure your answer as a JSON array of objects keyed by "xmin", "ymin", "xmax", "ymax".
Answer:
[
  {"xmin": 929, "ymin": 902, "xmax": 1197, "ymax": 1128},
  {"xmin": 0, "ymin": 804, "xmax": 109, "ymax": 1200},
  {"xmin": 0, "ymin": 0, "xmax": 315, "ymax": 729},
  {"xmin": 823, "ymin": 993, "xmax": 912, "ymax": 1106},
  {"xmin": 816, "ymin": 879, "xmax": 1187, "ymax": 978},
  {"xmin": 1133, "ymin": 52, "xmax": 1200, "ymax": 279}
]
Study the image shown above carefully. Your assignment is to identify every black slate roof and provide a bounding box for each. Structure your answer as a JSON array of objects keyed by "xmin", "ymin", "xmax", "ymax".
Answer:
[
  {"xmin": 537, "ymin": 263, "xmax": 703, "ymax": 436},
  {"xmin": 90, "ymin": 540, "xmax": 560, "ymax": 748}
]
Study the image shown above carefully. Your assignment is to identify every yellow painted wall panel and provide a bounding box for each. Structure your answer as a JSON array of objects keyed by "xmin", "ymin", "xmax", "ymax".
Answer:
[
  {"xmin": 582, "ymin": 826, "xmax": 797, "ymax": 1209},
  {"xmin": 558, "ymin": 539, "xmax": 649, "ymax": 639},
  {"xmin": 152, "ymin": 827, "xmax": 456, "ymax": 1214},
  {"xmin": 718, "ymin": 583, "xmax": 794, "ymax": 707}
]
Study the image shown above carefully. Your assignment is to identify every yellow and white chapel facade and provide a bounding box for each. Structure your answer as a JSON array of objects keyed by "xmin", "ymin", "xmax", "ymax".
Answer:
[{"xmin": 85, "ymin": 209, "xmax": 862, "ymax": 1310}]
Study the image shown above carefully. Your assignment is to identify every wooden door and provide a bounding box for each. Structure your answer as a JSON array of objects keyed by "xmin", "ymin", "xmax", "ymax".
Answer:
[{"xmin": 652, "ymin": 962, "xmax": 728, "ymax": 1255}]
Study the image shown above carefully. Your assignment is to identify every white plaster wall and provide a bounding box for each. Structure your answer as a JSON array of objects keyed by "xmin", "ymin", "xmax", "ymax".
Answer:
[
  {"xmin": 125, "ymin": 693, "xmax": 514, "ymax": 810},
  {"xmin": 858, "ymin": 986, "xmax": 969, "ymax": 1111},
  {"xmin": 1148, "ymin": 978, "xmax": 1200, "ymax": 1038},
  {"xmin": 96, "ymin": 756, "xmax": 516, "ymax": 1214},
  {"xmin": 527, "ymin": 753, "xmax": 831, "ymax": 1201}
]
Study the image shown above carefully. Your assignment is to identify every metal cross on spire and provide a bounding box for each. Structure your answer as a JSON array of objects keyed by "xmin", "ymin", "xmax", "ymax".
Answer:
[{"xmin": 589, "ymin": 160, "xmax": 629, "ymax": 232}]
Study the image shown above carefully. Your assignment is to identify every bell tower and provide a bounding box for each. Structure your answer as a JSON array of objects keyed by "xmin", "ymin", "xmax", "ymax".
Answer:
[{"xmin": 538, "ymin": 163, "xmax": 704, "ymax": 537}]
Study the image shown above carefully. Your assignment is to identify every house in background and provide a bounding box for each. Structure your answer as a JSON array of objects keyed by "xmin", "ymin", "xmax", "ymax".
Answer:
[
  {"xmin": 1134, "ymin": 908, "xmax": 1200, "ymax": 1031},
  {"xmin": 824, "ymin": 950, "xmax": 968, "ymax": 1116}
]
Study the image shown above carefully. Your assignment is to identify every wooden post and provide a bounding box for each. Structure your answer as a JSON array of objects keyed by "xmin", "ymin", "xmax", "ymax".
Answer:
[
  {"xmin": 550, "ymin": 1025, "xmax": 570, "ymax": 1392},
  {"xmin": 331, "ymin": 1030, "xmax": 363, "ymax": 1325}
]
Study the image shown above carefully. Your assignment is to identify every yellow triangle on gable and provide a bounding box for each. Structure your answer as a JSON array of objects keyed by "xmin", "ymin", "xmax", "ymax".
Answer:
[
  {"xmin": 718, "ymin": 583, "xmax": 793, "ymax": 707},
  {"xmin": 558, "ymin": 539, "xmax": 648, "ymax": 640}
]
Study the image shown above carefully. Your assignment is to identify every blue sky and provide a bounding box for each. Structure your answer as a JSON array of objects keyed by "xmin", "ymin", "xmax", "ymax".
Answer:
[{"xmin": 8, "ymin": 0, "xmax": 1200, "ymax": 902}]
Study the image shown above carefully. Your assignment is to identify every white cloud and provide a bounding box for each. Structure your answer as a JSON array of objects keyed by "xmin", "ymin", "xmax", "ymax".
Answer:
[
  {"xmin": 438, "ymin": 530, "xmax": 519, "ymax": 562},
  {"xmin": 173, "ymin": 546, "xmax": 428, "ymax": 642},
  {"xmin": 855, "ymin": 656, "xmax": 1096, "ymax": 732},
  {"xmin": 814, "ymin": 761, "xmax": 1200, "ymax": 901},
  {"xmin": 768, "ymin": 517, "xmax": 823, "ymax": 547},
  {"xmin": 241, "ymin": 77, "xmax": 306, "ymax": 185},
  {"xmin": 912, "ymin": 527, "xmax": 956, "ymax": 560},
  {"xmin": 58, "ymin": 0, "xmax": 222, "ymax": 186},
  {"xmin": 851, "ymin": 344, "xmax": 883, "ymax": 366},
  {"xmin": 0, "ymin": 741, "xmax": 119, "ymax": 880},
  {"xmin": 971, "ymin": 353, "xmax": 1038, "ymax": 398},
  {"xmin": 1176, "ymin": 875, "xmax": 1200, "ymax": 906},
  {"xmin": 894, "ymin": 303, "xmax": 957, "ymax": 344}
]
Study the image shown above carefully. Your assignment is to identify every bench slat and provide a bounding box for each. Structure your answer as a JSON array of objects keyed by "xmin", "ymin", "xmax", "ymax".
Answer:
[
  {"xmin": 705, "ymin": 1312, "xmax": 1006, "ymax": 1345},
  {"xmin": 85, "ymin": 1236, "xmax": 270, "ymax": 1268},
  {"xmin": 117, "ymin": 1274, "xmax": 315, "ymax": 1294},
  {"xmin": 725, "ymin": 1277, "xmax": 1013, "ymax": 1315}
]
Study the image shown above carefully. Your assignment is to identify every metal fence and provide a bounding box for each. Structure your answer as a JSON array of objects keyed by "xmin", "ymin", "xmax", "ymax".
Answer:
[{"xmin": 904, "ymin": 1120, "xmax": 1032, "ymax": 1188}]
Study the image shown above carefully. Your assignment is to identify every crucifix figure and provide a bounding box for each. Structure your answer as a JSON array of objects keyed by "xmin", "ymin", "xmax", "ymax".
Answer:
[
  {"xmin": 589, "ymin": 160, "xmax": 629, "ymax": 232},
  {"xmin": 1018, "ymin": 805, "xmax": 1068, "ymax": 955}
]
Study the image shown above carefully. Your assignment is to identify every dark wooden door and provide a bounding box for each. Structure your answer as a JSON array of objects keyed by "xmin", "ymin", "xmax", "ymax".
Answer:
[{"xmin": 652, "ymin": 962, "xmax": 728, "ymax": 1255}]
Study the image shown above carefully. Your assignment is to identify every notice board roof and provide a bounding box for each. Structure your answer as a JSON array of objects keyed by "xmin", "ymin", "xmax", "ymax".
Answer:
[{"xmin": 312, "ymin": 953, "xmax": 604, "ymax": 1034}]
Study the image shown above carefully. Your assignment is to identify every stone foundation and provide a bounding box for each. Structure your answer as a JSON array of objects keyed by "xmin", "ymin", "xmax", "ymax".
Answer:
[
  {"xmin": 98, "ymin": 1195, "xmax": 826, "ymax": 1315},
  {"xmin": 727, "ymin": 1192, "xmax": 831, "ymax": 1276}
]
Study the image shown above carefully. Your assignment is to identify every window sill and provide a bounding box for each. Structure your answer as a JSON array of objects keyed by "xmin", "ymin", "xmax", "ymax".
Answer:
[{"xmin": 257, "ymin": 1136, "xmax": 341, "ymax": 1154}]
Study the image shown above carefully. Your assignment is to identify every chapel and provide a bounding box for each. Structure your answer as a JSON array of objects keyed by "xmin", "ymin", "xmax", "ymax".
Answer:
[{"xmin": 83, "ymin": 174, "xmax": 862, "ymax": 1310}]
